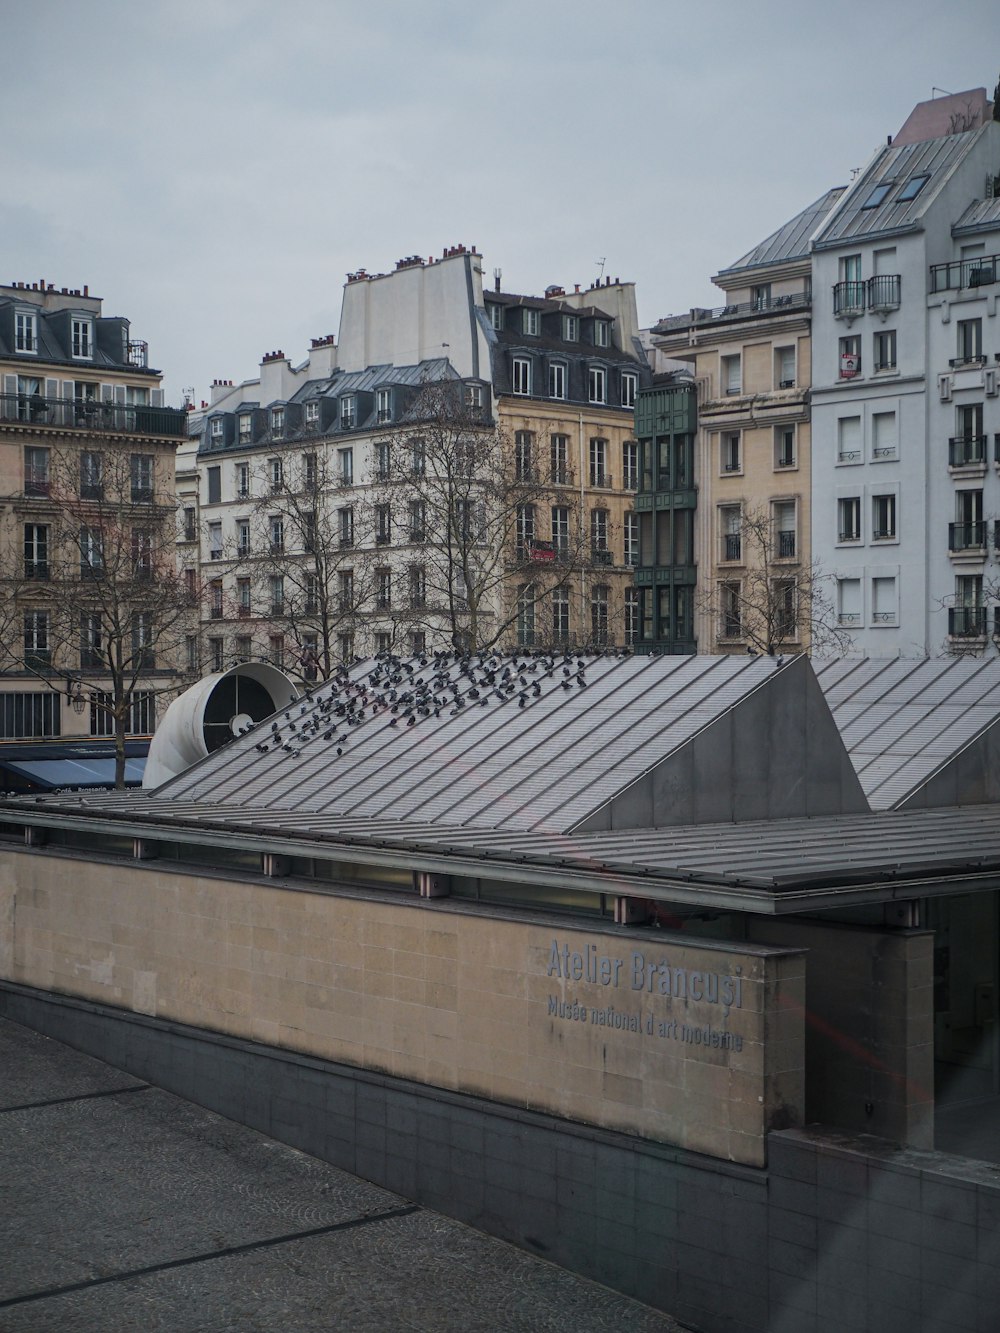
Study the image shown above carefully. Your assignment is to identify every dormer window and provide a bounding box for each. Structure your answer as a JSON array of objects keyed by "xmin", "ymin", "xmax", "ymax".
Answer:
[
  {"xmin": 376, "ymin": 388, "xmax": 392, "ymax": 423},
  {"xmin": 563, "ymin": 315, "xmax": 579, "ymax": 342},
  {"xmin": 305, "ymin": 400, "xmax": 319, "ymax": 426},
  {"xmin": 341, "ymin": 395, "xmax": 356, "ymax": 429},
  {"xmin": 271, "ymin": 406, "xmax": 285, "ymax": 435},
  {"xmin": 465, "ymin": 383, "xmax": 484, "ymax": 415},
  {"xmin": 15, "ymin": 311, "xmax": 37, "ymax": 353},
  {"xmin": 512, "ymin": 356, "xmax": 532, "ymax": 395},
  {"xmin": 593, "ymin": 320, "xmax": 609, "ymax": 348},
  {"xmin": 71, "ymin": 318, "xmax": 93, "ymax": 359},
  {"xmin": 523, "ymin": 308, "xmax": 540, "ymax": 336},
  {"xmin": 210, "ymin": 417, "xmax": 224, "ymax": 442},
  {"xmin": 588, "ymin": 366, "xmax": 607, "ymax": 404},
  {"xmin": 621, "ymin": 372, "xmax": 637, "ymax": 409},
  {"xmin": 238, "ymin": 413, "xmax": 252, "ymax": 442},
  {"xmin": 488, "ymin": 303, "xmax": 504, "ymax": 331}
]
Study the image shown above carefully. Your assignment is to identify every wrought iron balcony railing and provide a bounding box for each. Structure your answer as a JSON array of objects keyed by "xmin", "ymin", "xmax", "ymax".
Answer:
[
  {"xmin": 0, "ymin": 393, "xmax": 187, "ymax": 437},
  {"xmin": 950, "ymin": 606, "xmax": 986, "ymax": 637},
  {"xmin": 949, "ymin": 521, "xmax": 986, "ymax": 552}
]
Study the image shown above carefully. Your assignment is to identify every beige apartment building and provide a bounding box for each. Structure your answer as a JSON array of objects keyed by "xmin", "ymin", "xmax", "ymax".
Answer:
[{"xmin": 650, "ymin": 190, "xmax": 843, "ymax": 653}]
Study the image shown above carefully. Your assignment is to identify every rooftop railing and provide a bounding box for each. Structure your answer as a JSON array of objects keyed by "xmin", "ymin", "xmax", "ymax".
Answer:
[
  {"xmin": 930, "ymin": 255, "xmax": 999, "ymax": 293},
  {"xmin": 0, "ymin": 393, "xmax": 187, "ymax": 438}
]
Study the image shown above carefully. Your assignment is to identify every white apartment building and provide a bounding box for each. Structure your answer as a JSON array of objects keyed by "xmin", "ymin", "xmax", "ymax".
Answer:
[{"xmin": 810, "ymin": 89, "xmax": 1000, "ymax": 655}]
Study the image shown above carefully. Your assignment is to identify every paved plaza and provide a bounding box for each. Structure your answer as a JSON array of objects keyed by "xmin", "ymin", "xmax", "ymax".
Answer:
[{"xmin": 0, "ymin": 1019, "xmax": 682, "ymax": 1332}]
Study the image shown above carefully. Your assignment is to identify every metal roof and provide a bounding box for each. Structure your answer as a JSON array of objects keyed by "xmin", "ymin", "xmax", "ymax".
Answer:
[
  {"xmin": 148, "ymin": 653, "xmax": 793, "ymax": 834},
  {"xmin": 813, "ymin": 126, "xmax": 994, "ymax": 246},
  {"xmin": 814, "ymin": 656, "xmax": 1000, "ymax": 808},
  {"xmin": 953, "ymin": 197, "xmax": 1000, "ymax": 234},
  {"xmin": 719, "ymin": 187, "xmax": 846, "ymax": 275}
]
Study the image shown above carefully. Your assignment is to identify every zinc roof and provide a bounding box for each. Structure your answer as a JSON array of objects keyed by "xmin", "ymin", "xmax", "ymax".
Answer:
[{"xmin": 719, "ymin": 187, "xmax": 846, "ymax": 275}]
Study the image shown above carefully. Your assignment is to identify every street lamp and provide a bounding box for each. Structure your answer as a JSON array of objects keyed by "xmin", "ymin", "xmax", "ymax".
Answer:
[{"xmin": 68, "ymin": 679, "xmax": 86, "ymax": 715}]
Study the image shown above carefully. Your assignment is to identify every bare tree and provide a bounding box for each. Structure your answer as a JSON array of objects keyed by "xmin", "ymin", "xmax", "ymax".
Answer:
[
  {"xmin": 0, "ymin": 439, "xmax": 196, "ymax": 785},
  {"xmin": 375, "ymin": 380, "xmax": 587, "ymax": 652},
  {"xmin": 228, "ymin": 449, "xmax": 381, "ymax": 683},
  {"xmin": 699, "ymin": 505, "xmax": 847, "ymax": 656}
]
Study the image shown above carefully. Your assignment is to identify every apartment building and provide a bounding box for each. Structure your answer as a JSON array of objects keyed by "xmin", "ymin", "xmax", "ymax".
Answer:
[
  {"xmin": 0, "ymin": 280, "xmax": 188, "ymax": 752},
  {"xmin": 648, "ymin": 190, "xmax": 842, "ymax": 653},
  {"xmin": 810, "ymin": 89, "xmax": 1000, "ymax": 654}
]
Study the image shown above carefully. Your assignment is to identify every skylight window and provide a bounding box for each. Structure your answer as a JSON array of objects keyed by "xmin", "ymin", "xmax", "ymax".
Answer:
[
  {"xmin": 898, "ymin": 173, "xmax": 929, "ymax": 202},
  {"xmin": 861, "ymin": 183, "xmax": 892, "ymax": 209}
]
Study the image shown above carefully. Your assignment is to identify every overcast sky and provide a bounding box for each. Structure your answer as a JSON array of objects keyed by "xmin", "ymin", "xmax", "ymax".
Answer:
[{"xmin": 3, "ymin": 0, "xmax": 997, "ymax": 404}]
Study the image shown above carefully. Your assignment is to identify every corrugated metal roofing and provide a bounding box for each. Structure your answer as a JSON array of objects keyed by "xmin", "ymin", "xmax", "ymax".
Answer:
[
  {"xmin": 153, "ymin": 653, "xmax": 789, "ymax": 834},
  {"xmin": 720, "ymin": 187, "xmax": 846, "ymax": 275},
  {"xmin": 813, "ymin": 127, "xmax": 991, "ymax": 245},
  {"xmin": 953, "ymin": 197, "xmax": 1000, "ymax": 232},
  {"xmin": 814, "ymin": 656, "xmax": 1000, "ymax": 808}
]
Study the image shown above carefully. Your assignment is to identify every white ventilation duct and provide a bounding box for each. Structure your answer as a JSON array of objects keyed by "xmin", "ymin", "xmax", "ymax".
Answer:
[{"xmin": 143, "ymin": 663, "xmax": 299, "ymax": 790}]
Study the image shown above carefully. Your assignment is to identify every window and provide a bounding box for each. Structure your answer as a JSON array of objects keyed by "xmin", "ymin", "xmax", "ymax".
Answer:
[
  {"xmin": 552, "ymin": 586, "xmax": 570, "ymax": 644},
  {"xmin": 773, "ymin": 580, "xmax": 797, "ymax": 639},
  {"xmin": 409, "ymin": 630, "xmax": 426, "ymax": 655},
  {"xmin": 624, "ymin": 512, "xmax": 639, "ymax": 567},
  {"xmin": 617, "ymin": 443, "xmax": 636, "ymax": 494},
  {"xmin": 775, "ymin": 426, "xmax": 796, "ymax": 469},
  {"xmin": 238, "ymin": 414, "xmax": 252, "ymax": 443},
  {"xmin": 186, "ymin": 636, "xmax": 200, "ymax": 672},
  {"xmin": 305, "ymin": 572, "xmax": 319, "ymax": 615},
  {"xmin": 517, "ymin": 584, "xmax": 537, "ymax": 647},
  {"xmin": 204, "ymin": 520, "xmax": 221, "ymax": 561},
  {"xmin": 516, "ymin": 504, "xmax": 536, "ymax": 559},
  {"xmin": 872, "ymin": 494, "xmax": 896, "ymax": 541},
  {"xmin": 591, "ymin": 508, "xmax": 609, "ymax": 559},
  {"xmin": 871, "ymin": 577, "xmax": 898, "ymax": 627},
  {"xmin": 210, "ymin": 416, "xmax": 224, "ymax": 443},
  {"xmin": 80, "ymin": 526, "xmax": 104, "ymax": 579},
  {"xmin": 22, "ymin": 610, "xmax": 50, "ymax": 668},
  {"xmin": 266, "ymin": 457, "xmax": 282, "ymax": 492},
  {"xmin": 720, "ymin": 505, "xmax": 742, "ymax": 561},
  {"xmin": 563, "ymin": 315, "xmax": 579, "ymax": 341},
  {"xmin": 303, "ymin": 452, "xmax": 317, "ymax": 491},
  {"xmin": 621, "ymin": 372, "xmax": 637, "ymax": 408},
  {"xmin": 231, "ymin": 461, "xmax": 247, "ymax": 499},
  {"xmin": 457, "ymin": 498, "xmax": 485, "ymax": 544},
  {"xmin": 722, "ymin": 355, "xmax": 741, "ymax": 395},
  {"xmin": 269, "ymin": 635, "xmax": 284, "ymax": 668},
  {"xmin": 837, "ymin": 415, "xmax": 861, "ymax": 464},
  {"xmin": 488, "ymin": 303, "xmax": 504, "ymax": 331},
  {"xmin": 305, "ymin": 400, "xmax": 319, "ymax": 427},
  {"xmin": 548, "ymin": 362, "xmax": 566, "ymax": 399},
  {"xmin": 465, "ymin": 383, "xmax": 484, "ymax": 415},
  {"xmin": 861, "ymin": 182, "xmax": 892, "ymax": 209},
  {"xmin": 952, "ymin": 574, "xmax": 984, "ymax": 636},
  {"xmin": 551, "ymin": 505, "xmax": 570, "ymax": 556},
  {"xmin": 235, "ymin": 636, "xmax": 252, "ymax": 664},
  {"xmin": 775, "ymin": 346, "xmax": 795, "ymax": 389},
  {"xmin": 376, "ymin": 504, "xmax": 392, "ymax": 545},
  {"xmin": 270, "ymin": 407, "xmax": 285, "ymax": 436},
  {"xmin": 956, "ymin": 319, "xmax": 983, "ymax": 365},
  {"xmin": 183, "ymin": 567, "xmax": 198, "ymax": 605},
  {"xmin": 409, "ymin": 499, "xmax": 426, "ymax": 543},
  {"xmin": 267, "ymin": 573, "xmax": 284, "ymax": 615},
  {"xmin": 721, "ymin": 432, "xmax": 741, "ymax": 473},
  {"xmin": 132, "ymin": 528, "xmax": 153, "ymax": 579},
  {"xmin": 269, "ymin": 515, "xmax": 284, "ymax": 553},
  {"xmin": 838, "ymin": 497, "xmax": 861, "ymax": 542},
  {"xmin": 751, "ymin": 282, "xmax": 771, "ymax": 310},
  {"xmin": 80, "ymin": 612, "xmax": 103, "ymax": 669},
  {"xmin": 591, "ymin": 585, "xmax": 609, "ymax": 645},
  {"xmin": 0, "ymin": 691, "xmax": 60, "ymax": 739},
  {"xmin": 515, "ymin": 431, "xmax": 534, "ymax": 481},
  {"xmin": 15, "ymin": 311, "xmax": 37, "ymax": 353},
  {"xmin": 952, "ymin": 490, "xmax": 984, "ymax": 551},
  {"xmin": 338, "ymin": 506, "xmax": 354, "ymax": 547},
  {"xmin": 338, "ymin": 448, "xmax": 354, "ymax": 485},
  {"xmin": 237, "ymin": 577, "xmax": 251, "ymax": 617},
  {"xmin": 376, "ymin": 568, "xmax": 391, "ymax": 610},
  {"xmin": 181, "ymin": 508, "xmax": 196, "ymax": 543},
  {"xmin": 375, "ymin": 632, "xmax": 392, "ymax": 656},
  {"xmin": 625, "ymin": 587, "xmax": 638, "ymax": 647},
  {"xmin": 872, "ymin": 329, "xmax": 897, "ymax": 373},
  {"xmin": 207, "ymin": 466, "xmax": 221, "ymax": 505},
  {"xmin": 71, "ymin": 318, "xmax": 92, "ymax": 358},
  {"xmin": 132, "ymin": 612, "xmax": 154, "ymax": 669},
  {"xmin": 550, "ymin": 434, "xmax": 570, "ymax": 484},
  {"xmin": 338, "ymin": 569, "xmax": 353, "ymax": 612},
  {"xmin": 773, "ymin": 501, "xmax": 796, "ymax": 559},
  {"xmin": 130, "ymin": 454, "xmax": 154, "ymax": 503},
  {"xmin": 340, "ymin": 395, "xmax": 356, "ymax": 429},
  {"xmin": 512, "ymin": 357, "xmax": 531, "ymax": 395},
  {"xmin": 872, "ymin": 411, "xmax": 898, "ymax": 461},
  {"xmin": 336, "ymin": 632, "xmax": 353, "ymax": 662},
  {"xmin": 302, "ymin": 510, "xmax": 317, "ymax": 554},
  {"xmin": 78, "ymin": 451, "xmax": 103, "ymax": 501},
  {"xmin": 839, "ymin": 335, "xmax": 861, "ymax": 379},
  {"xmin": 208, "ymin": 578, "xmax": 224, "ymax": 620},
  {"xmin": 589, "ymin": 438, "xmax": 608, "ymax": 487},
  {"xmin": 376, "ymin": 388, "xmax": 392, "ymax": 423},
  {"xmin": 410, "ymin": 437, "xmax": 425, "ymax": 477},
  {"xmin": 837, "ymin": 578, "xmax": 862, "ymax": 627},
  {"xmin": 24, "ymin": 524, "xmax": 49, "ymax": 579},
  {"xmin": 898, "ymin": 174, "xmax": 929, "ymax": 202},
  {"xmin": 593, "ymin": 321, "xmax": 609, "ymax": 348},
  {"xmin": 409, "ymin": 564, "xmax": 426, "ymax": 609},
  {"xmin": 523, "ymin": 308, "xmax": 540, "ymax": 336},
  {"xmin": 237, "ymin": 520, "xmax": 250, "ymax": 558},
  {"xmin": 24, "ymin": 445, "xmax": 50, "ymax": 496},
  {"xmin": 587, "ymin": 367, "xmax": 606, "ymax": 404},
  {"xmin": 720, "ymin": 582, "xmax": 742, "ymax": 639}
]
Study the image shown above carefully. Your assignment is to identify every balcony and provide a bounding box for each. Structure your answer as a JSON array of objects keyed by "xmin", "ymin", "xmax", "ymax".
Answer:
[
  {"xmin": 949, "ymin": 606, "xmax": 986, "ymax": 637},
  {"xmin": 550, "ymin": 466, "xmax": 574, "ymax": 486},
  {"xmin": 209, "ymin": 606, "xmax": 224, "ymax": 621},
  {"xmin": 949, "ymin": 434, "xmax": 987, "ymax": 467},
  {"xmin": 931, "ymin": 254, "xmax": 999, "ymax": 293},
  {"xmin": 722, "ymin": 533, "xmax": 741, "ymax": 562},
  {"xmin": 949, "ymin": 521, "xmax": 986, "ymax": 554},
  {"xmin": 653, "ymin": 291, "xmax": 811, "ymax": 335},
  {"xmin": 867, "ymin": 274, "xmax": 901, "ymax": 312},
  {"xmin": 24, "ymin": 561, "xmax": 49, "ymax": 580},
  {"xmin": 409, "ymin": 528, "xmax": 426, "ymax": 544},
  {"xmin": 589, "ymin": 472, "xmax": 613, "ymax": 489},
  {"xmin": 719, "ymin": 614, "xmax": 742, "ymax": 640},
  {"xmin": 949, "ymin": 355, "xmax": 987, "ymax": 370},
  {"xmin": 591, "ymin": 547, "xmax": 613, "ymax": 567},
  {"xmin": 127, "ymin": 341, "xmax": 149, "ymax": 369},
  {"xmin": 833, "ymin": 281, "xmax": 866, "ymax": 318},
  {"xmin": 776, "ymin": 530, "xmax": 796, "ymax": 559},
  {"xmin": 0, "ymin": 393, "xmax": 187, "ymax": 438}
]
